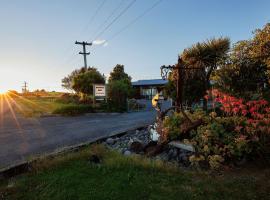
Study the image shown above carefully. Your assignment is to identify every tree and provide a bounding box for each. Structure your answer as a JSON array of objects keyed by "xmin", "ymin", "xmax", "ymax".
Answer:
[
  {"xmin": 71, "ymin": 67, "xmax": 105, "ymax": 96},
  {"xmin": 178, "ymin": 37, "xmax": 230, "ymax": 109},
  {"xmin": 107, "ymin": 65, "xmax": 132, "ymax": 111},
  {"xmin": 108, "ymin": 64, "xmax": 131, "ymax": 83},
  {"xmin": 214, "ymin": 23, "xmax": 270, "ymax": 99},
  {"xmin": 62, "ymin": 67, "xmax": 89, "ymax": 91}
]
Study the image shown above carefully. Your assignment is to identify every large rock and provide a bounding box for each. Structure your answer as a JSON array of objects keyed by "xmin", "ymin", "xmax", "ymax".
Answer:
[
  {"xmin": 106, "ymin": 138, "xmax": 115, "ymax": 145},
  {"xmin": 124, "ymin": 150, "xmax": 131, "ymax": 156}
]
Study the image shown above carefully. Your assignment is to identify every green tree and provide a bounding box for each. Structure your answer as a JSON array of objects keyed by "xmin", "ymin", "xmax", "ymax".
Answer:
[
  {"xmin": 214, "ymin": 23, "xmax": 270, "ymax": 99},
  {"xmin": 62, "ymin": 67, "xmax": 89, "ymax": 91},
  {"xmin": 108, "ymin": 64, "xmax": 131, "ymax": 83},
  {"xmin": 107, "ymin": 65, "xmax": 132, "ymax": 111},
  {"xmin": 71, "ymin": 67, "xmax": 105, "ymax": 96},
  {"xmin": 168, "ymin": 37, "xmax": 230, "ymax": 109}
]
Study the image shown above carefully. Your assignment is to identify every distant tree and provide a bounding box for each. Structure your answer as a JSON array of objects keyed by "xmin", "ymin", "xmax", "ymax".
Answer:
[
  {"xmin": 108, "ymin": 64, "xmax": 131, "ymax": 83},
  {"xmin": 62, "ymin": 67, "xmax": 89, "ymax": 91},
  {"xmin": 72, "ymin": 67, "xmax": 105, "ymax": 96},
  {"xmin": 107, "ymin": 65, "xmax": 133, "ymax": 111}
]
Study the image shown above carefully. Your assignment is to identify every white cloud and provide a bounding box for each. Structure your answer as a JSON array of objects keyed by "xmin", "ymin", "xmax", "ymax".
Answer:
[
  {"xmin": 92, "ymin": 39, "xmax": 106, "ymax": 45},
  {"xmin": 103, "ymin": 42, "xmax": 108, "ymax": 47}
]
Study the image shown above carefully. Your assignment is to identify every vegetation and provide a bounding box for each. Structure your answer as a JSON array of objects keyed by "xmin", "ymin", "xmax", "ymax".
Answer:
[
  {"xmin": 52, "ymin": 104, "xmax": 94, "ymax": 116},
  {"xmin": 13, "ymin": 95, "xmax": 73, "ymax": 117},
  {"xmin": 72, "ymin": 67, "xmax": 105, "ymax": 96},
  {"xmin": 107, "ymin": 65, "xmax": 133, "ymax": 112},
  {"xmin": 62, "ymin": 66, "xmax": 105, "ymax": 100},
  {"xmin": 214, "ymin": 23, "xmax": 270, "ymax": 99},
  {"xmin": 166, "ymin": 37, "xmax": 230, "ymax": 109},
  {"xmin": 1, "ymin": 144, "xmax": 269, "ymax": 200},
  {"xmin": 163, "ymin": 89, "xmax": 270, "ymax": 169}
]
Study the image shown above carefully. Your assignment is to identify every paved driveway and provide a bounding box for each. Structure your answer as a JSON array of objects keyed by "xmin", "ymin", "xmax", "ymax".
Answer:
[{"xmin": 0, "ymin": 100, "xmax": 156, "ymax": 169}]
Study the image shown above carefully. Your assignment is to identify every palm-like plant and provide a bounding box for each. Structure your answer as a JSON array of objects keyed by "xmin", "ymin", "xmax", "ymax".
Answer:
[{"xmin": 181, "ymin": 37, "xmax": 230, "ymax": 110}]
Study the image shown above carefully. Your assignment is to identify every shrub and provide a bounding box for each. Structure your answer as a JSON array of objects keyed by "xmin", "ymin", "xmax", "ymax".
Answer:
[
  {"xmin": 53, "ymin": 105, "xmax": 94, "ymax": 116},
  {"xmin": 107, "ymin": 80, "xmax": 133, "ymax": 112},
  {"xmin": 163, "ymin": 103, "xmax": 270, "ymax": 169},
  {"xmin": 55, "ymin": 93, "xmax": 80, "ymax": 104}
]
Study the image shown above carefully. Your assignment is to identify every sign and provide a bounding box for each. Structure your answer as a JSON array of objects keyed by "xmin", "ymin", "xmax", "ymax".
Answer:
[{"xmin": 94, "ymin": 84, "xmax": 106, "ymax": 97}]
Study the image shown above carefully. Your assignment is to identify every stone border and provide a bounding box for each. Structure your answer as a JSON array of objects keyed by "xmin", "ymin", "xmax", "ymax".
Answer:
[{"xmin": 0, "ymin": 125, "xmax": 147, "ymax": 179}]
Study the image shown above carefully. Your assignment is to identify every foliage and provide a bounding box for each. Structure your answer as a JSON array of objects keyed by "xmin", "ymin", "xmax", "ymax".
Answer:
[
  {"xmin": 55, "ymin": 93, "xmax": 80, "ymax": 104},
  {"xmin": 62, "ymin": 66, "xmax": 89, "ymax": 91},
  {"xmin": 62, "ymin": 67, "xmax": 105, "ymax": 95},
  {"xmin": 107, "ymin": 80, "xmax": 132, "ymax": 112},
  {"xmin": 163, "ymin": 89, "xmax": 270, "ymax": 169},
  {"xmin": 1, "ymin": 144, "xmax": 270, "ymax": 200},
  {"xmin": 52, "ymin": 104, "xmax": 94, "ymax": 116},
  {"xmin": 72, "ymin": 67, "xmax": 105, "ymax": 96},
  {"xmin": 107, "ymin": 65, "xmax": 133, "ymax": 112},
  {"xmin": 108, "ymin": 64, "xmax": 131, "ymax": 83},
  {"xmin": 166, "ymin": 38, "xmax": 230, "ymax": 108},
  {"xmin": 215, "ymin": 23, "xmax": 270, "ymax": 98}
]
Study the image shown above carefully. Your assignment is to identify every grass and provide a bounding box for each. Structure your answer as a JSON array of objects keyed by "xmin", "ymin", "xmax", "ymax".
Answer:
[
  {"xmin": 13, "ymin": 96, "xmax": 80, "ymax": 117},
  {"xmin": 0, "ymin": 144, "xmax": 269, "ymax": 200},
  {"xmin": 52, "ymin": 104, "xmax": 94, "ymax": 116}
]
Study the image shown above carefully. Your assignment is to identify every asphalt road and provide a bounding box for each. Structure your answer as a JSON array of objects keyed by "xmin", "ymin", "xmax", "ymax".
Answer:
[{"xmin": 0, "ymin": 99, "xmax": 156, "ymax": 169}]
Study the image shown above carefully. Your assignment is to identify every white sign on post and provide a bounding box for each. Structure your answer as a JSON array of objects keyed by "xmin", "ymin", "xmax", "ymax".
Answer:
[{"xmin": 94, "ymin": 84, "xmax": 106, "ymax": 97}]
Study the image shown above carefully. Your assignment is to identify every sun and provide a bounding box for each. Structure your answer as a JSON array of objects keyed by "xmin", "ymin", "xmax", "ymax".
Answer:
[{"xmin": 0, "ymin": 89, "xmax": 7, "ymax": 95}]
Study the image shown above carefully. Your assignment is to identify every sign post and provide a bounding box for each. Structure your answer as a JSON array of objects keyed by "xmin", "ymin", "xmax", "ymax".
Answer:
[{"xmin": 93, "ymin": 84, "xmax": 106, "ymax": 107}]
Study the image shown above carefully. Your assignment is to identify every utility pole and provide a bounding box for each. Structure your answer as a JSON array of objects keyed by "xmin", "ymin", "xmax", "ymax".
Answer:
[
  {"xmin": 22, "ymin": 81, "xmax": 28, "ymax": 93},
  {"xmin": 75, "ymin": 41, "xmax": 92, "ymax": 68}
]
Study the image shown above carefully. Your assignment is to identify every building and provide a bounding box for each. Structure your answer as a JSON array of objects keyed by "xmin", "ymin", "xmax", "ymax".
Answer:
[{"xmin": 132, "ymin": 79, "xmax": 168, "ymax": 100}]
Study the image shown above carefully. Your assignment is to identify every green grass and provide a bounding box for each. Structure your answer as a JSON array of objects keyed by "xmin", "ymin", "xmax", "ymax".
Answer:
[
  {"xmin": 52, "ymin": 104, "xmax": 94, "ymax": 116},
  {"xmin": 13, "ymin": 96, "xmax": 78, "ymax": 117},
  {"xmin": 0, "ymin": 144, "xmax": 269, "ymax": 200}
]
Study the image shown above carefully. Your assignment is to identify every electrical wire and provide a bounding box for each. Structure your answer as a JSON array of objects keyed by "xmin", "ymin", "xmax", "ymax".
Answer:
[
  {"xmin": 89, "ymin": 0, "xmax": 125, "ymax": 41},
  {"xmin": 108, "ymin": 0, "xmax": 163, "ymax": 42},
  {"xmin": 92, "ymin": 0, "xmax": 137, "ymax": 40}
]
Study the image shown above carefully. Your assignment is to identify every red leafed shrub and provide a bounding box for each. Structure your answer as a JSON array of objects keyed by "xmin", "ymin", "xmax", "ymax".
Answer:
[{"xmin": 208, "ymin": 89, "xmax": 270, "ymax": 156}]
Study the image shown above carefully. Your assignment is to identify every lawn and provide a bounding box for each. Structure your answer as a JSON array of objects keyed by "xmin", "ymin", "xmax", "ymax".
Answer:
[
  {"xmin": 0, "ymin": 145, "xmax": 269, "ymax": 200},
  {"xmin": 12, "ymin": 96, "xmax": 74, "ymax": 117}
]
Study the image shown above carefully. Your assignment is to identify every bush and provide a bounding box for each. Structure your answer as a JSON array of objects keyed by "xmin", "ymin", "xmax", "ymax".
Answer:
[
  {"xmin": 163, "ymin": 103, "xmax": 270, "ymax": 169},
  {"xmin": 55, "ymin": 93, "xmax": 80, "ymax": 104},
  {"xmin": 107, "ymin": 80, "xmax": 133, "ymax": 112},
  {"xmin": 53, "ymin": 105, "xmax": 94, "ymax": 116}
]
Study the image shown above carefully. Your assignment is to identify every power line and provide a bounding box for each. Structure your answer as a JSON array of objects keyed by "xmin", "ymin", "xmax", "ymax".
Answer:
[
  {"xmin": 81, "ymin": 0, "xmax": 107, "ymax": 35},
  {"xmin": 108, "ymin": 0, "xmax": 163, "ymax": 42},
  {"xmin": 92, "ymin": 0, "xmax": 137, "ymax": 41},
  {"xmin": 89, "ymin": 0, "xmax": 125, "ymax": 41},
  {"xmin": 60, "ymin": 1, "xmax": 107, "ymax": 68}
]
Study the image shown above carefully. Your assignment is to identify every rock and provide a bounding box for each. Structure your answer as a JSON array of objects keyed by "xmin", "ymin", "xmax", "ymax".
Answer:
[
  {"xmin": 130, "ymin": 141, "xmax": 144, "ymax": 153},
  {"xmin": 106, "ymin": 138, "xmax": 115, "ymax": 145},
  {"xmin": 124, "ymin": 150, "xmax": 131, "ymax": 156},
  {"xmin": 168, "ymin": 148, "xmax": 178, "ymax": 160},
  {"xmin": 178, "ymin": 152, "xmax": 188, "ymax": 162},
  {"xmin": 168, "ymin": 141, "xmax": 195, "ymax": 152}
]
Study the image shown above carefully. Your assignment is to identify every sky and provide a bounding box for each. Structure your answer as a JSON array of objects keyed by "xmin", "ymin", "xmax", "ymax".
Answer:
[{"xmin": 0, "ymin": 0, "xmax": 269, "ymax": 93}]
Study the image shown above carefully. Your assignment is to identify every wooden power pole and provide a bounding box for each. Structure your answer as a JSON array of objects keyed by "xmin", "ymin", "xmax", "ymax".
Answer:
[
  {"xmin": 75, "ymin": 41, "xmax": 92, "ymax": 68},
  {"xmin": 22, "ymin": 81, "xmax": 28, "ymax": 93}
]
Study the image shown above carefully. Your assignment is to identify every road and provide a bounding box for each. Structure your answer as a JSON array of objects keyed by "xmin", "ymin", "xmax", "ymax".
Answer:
[{"xmin": 0, "ymin": 99, "xmax": 156, "ymax": 169}]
